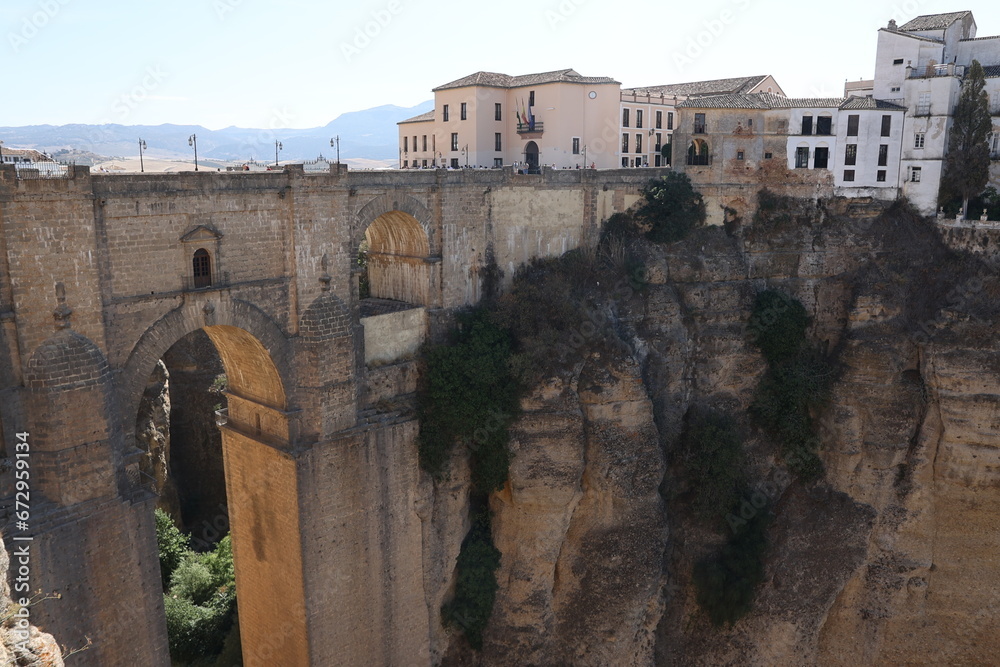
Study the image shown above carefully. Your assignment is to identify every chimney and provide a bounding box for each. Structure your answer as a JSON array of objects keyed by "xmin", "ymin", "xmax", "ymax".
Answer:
[{"xmin": 888, "ymin": 19, "xmax": 897, "ymax": 31}]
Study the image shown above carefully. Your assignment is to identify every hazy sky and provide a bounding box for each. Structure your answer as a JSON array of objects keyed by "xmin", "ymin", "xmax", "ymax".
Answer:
[{"xmin": 4, "ymin": 0, "xmax": 1000, "ymax": 130}]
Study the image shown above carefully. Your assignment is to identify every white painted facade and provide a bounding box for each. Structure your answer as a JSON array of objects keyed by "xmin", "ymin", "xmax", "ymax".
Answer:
[{"xmin": 872, "ymin": 12, "xmax": 1000, "ymax": 214}]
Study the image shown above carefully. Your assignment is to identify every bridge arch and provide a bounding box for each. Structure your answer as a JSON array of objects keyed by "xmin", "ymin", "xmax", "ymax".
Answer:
[
  {"xmin": 120, "ymin": 295, "xmax": 308, "ymax": 665},
  {"xmin": 355, "ymin": 193, "xmax": 438, "ymax": 307}
]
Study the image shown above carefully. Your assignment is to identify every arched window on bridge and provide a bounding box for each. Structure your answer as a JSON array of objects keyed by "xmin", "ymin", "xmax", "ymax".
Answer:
[{"xmin": 193, "ymin": 248, "xmax": 212, "ymax": 288}]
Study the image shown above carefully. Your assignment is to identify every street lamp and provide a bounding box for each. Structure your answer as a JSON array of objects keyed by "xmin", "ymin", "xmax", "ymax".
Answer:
[
  {"xmin": 0, "ymin": 140, "xmax": 4, "ymax": 164},
  {"xmin": 274, "ymin": 140, "xmax": 283, "ymax": 167},
  {"xmin": 138, "ymin": 138, "xmax": 147, "ymax": 173},
  {"xmin": 330, "ymin": 136, "xmax": 340, "ymax": 165},
  {"xmin": 461, "ymin": 144, "xmax": 469, "ymax": 167},
  {"xmin": 188, "ymin": 134, "xmax": 198, "ymax": 171}
]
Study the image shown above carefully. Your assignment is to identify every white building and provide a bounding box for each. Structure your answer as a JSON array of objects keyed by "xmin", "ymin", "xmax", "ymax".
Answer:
[{"xmin": 871, "ymin": 11, "xmax": 1000, "ymax": 214}]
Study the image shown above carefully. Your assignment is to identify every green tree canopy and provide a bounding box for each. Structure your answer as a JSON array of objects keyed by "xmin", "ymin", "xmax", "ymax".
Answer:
[
  {"xmin": 940, "ymin": 60, "xmax": 992, "ymax": 218},
  {"xmin": 636, "ymin": 172, "xmax": 706, "ymax": 243}
]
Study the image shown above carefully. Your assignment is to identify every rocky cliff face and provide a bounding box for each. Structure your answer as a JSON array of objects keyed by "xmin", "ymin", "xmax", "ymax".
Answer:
[{"xmin": 453, "ymin": 199, "xmax": 1000, "ymax": 665}]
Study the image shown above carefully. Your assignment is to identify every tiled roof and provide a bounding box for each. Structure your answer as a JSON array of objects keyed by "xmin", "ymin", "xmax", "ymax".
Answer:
[
  {"xmin": 879, "ymin": 28, "xmax": 943, "ymax": 44},
  {"xmin": 432, "ymin": 68, "xmax": 618, "ymax": 91},
  {"xmin": 839, "ymin": 97, "xmax": 907, "ymax": 110},
  {"xmin": 1, "ymin": 148, "xmax": 51, "ymax": 161},
  {"xmin": 622, "ymin": 75, "xmax": 772, "ymax": 98},
  {"xmin": 679, "ymin": 93, "xmax": 843, "ymax": 109},
  {"xmin": 678, "ymin": 93, "xmax": 906, "ymax": 111},
  {"xmin": 398, "ymin": 110, "xmax": 435, "ymax": 124},
  {"xmin": 899, "ymin": 11, "xmax": 972, "ymax": 31}
]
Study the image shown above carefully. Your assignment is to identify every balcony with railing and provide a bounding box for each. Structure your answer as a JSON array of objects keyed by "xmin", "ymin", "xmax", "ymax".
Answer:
[
  {"xmin": 516, "ymin": 121, "xmax": 544, "ymax": 134},
  {"xmin": 907, "ymin": 63, "xmax": 965, "ymax": 79}
]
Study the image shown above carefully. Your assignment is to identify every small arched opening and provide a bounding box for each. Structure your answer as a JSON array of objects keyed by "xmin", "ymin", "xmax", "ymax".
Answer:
[
  {"xmin": 524, "ymin": 140, "xmax": 540, "ymax": 172},
  {"xmin": 360, "ymin": 210, "xmax": 432, "ymax": 308},
  {"xmin": 193, "ymin": 248, "xmax": 212, "ymax": 288},
  {"xmin": 687, "ymin": 139, "xmax": 709, "ymax": 166}
]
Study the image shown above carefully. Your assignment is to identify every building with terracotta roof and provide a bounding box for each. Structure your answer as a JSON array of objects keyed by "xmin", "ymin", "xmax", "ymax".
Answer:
[{"xmin": 398, "ymin": 69, "xmax": 783, "ymax": 171}]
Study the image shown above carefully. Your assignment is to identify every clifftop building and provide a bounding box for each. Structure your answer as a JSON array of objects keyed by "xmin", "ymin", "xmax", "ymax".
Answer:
[
  {"xmin": 397, "ymin": 69, "xmax": 783, "ymax": 171},
  {"xmin": 397, "ymin": 10, "xmax": 1000, "ymax": 218}
]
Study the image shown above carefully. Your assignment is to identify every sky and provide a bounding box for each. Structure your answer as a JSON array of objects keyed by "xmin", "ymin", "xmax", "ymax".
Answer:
[{"xmin": 3, "ymin": 0, "xmax": 1000, "ymax": 130}]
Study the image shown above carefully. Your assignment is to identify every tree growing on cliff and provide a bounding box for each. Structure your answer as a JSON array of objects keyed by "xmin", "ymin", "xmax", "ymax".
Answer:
[
  {"xmin": 636, "ymin": 172, "xmax": 706, "ymax": 243},
  {"xmin": 940, "ymin": 60, "xmax": 992, "ymax": 219}
]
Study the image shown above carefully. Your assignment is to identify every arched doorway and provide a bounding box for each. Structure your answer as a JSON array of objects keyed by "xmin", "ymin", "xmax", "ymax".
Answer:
[
  {"xmin": 127, "ymin": 309, "xmax": 308, "ymax": 666},
  {"xmin": 361, "ymin": 210, "xmax": 432, "ymax": 307},
  {"xmin": 524, "ymin": 140, "xmax": 540, "ymax": 173}
]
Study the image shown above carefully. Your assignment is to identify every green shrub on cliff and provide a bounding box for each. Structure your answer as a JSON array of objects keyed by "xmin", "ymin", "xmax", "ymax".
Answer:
[
  {"xmin": 636, "ymin": 172, "xmax": 706, "ymax": 243},
  {"xmin": 693, "ymin": 509, "xmax": 771, "ymax": 626},
  {"xmin": 442, "ymin": 510, "xmax": 501, "ymax": 650},
  {"xmin": 679, "ymin": 409, "xmax": 746, "ymax": 522},
  {"xmin": 155, "ymin": 508, "xmax": 189, "ymax": 589},
  {"xmin": 417, "ymin": 307, "xmax": 520, "ymax": 492}
]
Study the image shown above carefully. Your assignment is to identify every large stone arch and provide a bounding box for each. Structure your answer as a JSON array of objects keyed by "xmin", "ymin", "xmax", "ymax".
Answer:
[
  {"xmin": 355, "ymin": 193, "xmax": 440, "ymax": 307},
  {"xmin": 118, "ymin": 294, "xmax": 310, "ymax": 665}
]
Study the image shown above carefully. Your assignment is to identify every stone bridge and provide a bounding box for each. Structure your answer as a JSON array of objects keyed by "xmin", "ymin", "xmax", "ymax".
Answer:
[{"xmin": 0, "ymin": 163, "xmax": 658, "ymax": 665}]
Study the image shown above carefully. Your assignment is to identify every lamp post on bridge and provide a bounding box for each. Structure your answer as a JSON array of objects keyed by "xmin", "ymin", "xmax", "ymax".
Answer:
[
  {"xmin": 188, "ymin": 134, "xmax": 198, "ymax": 171},
  {"xmin": 330, "ymin": 136, "xmax": 340, "ymax": 165},
  {"xmin": 274, "ymin": 140, "xmax": 283, "ymax": 167},
  {"xmin": 138, "ymin": 138, "xmax": 147, "ymax": 173}
]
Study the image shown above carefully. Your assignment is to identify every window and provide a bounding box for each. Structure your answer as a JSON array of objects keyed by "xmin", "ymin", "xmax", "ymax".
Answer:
[
  {"xmin": 495, "ymin": 133, "xmax": 502, "ymax": 151},
  {"xmin": 403, "ymin": 160, "xmax": 408, "ymax": 168},
  {"xmin": 655, "ymin": 133, "xmax": 662, "ymax": 151},
  {"xmin": 495, "ymin": 103, "xmax": 502, "ymax": 121},
  {"xmin": 816, "ymin": 116, "xmax": 832, "ymax": 135},
  {"xmin": 636, "ymin": 109, "xmax": 643, "ymax": 129},
  {"xmin": 878, "ymin": 144, "xmax": 888, "ymax": 166},
  {"xmin": 667, "ymin": 112, "xmax": 674, "ymax": 130},
  {"xmin": 877, "ymin": 169, "xmax": 886, "ymax": 182},
  {"xmin": 193, "ymin": 249, "xmax": 212, "ymax": 288},
  {"xmin": 461, "ymin": 103, "xmax": 467, "ymax": 120},
  {"xmin": 814, "ymin": 146, "xmax": 829, "ymax": 168},
  {"xmin": 795, "ymin": 146, "xmax": 809, "ymax": 168},
  {"xmin": 914, "ymin": 132, "xmax": 925, "ymax": 148},
  {"xmin": 622, "ymin": 133, "xmax": 629, "ymax": 153},
  {"xmin": 656, "ymin": 110, "xmax": 662, "ymax": 129},
  {"xmin": 422, "ymin": 159, "xmax": 428, "ymax": 167},
  {"xmin": 687, "ymin": 139, "xmax": 709, "ymax": 166},
  {"xmin": 910, "ymin": 166, "xmax": 921, "ymax": 182},
  {"xmin": 636, "ymin": 133, "xmax": 642, "ymax": 153},
  {"xmin": 450, "ymin": 158, "xmax": 459, "ymax": 168},
  {"xmin": 622, "ymin": 156, "xmax": 629, "ymax": 167},
  {"xmin": 764, "ymin": 152, "xmax": 773, "ymax": 159},
  {"xmin": 843, "ymin": 169, "xmax": 855, "ymax": 182},
  {"xmin": 655, "ymin": 155, "xmax": 661, "ymax": 167},
  {"xmin": 881, "ymin": 115, "xmax": 892, "ymax": 136},
  {"xmin": 736, "ymin": 150, "xmax": 745, "ymax": 160},
  {"xmin": 529, "ymin": 91, "xmax": 534, "ymax": 107},
  {"xmin": 494, "ymin": 158, "xmax": 503, "ymax": 167},
  {"xmin": 622, "ymin": 108, "xmax": 630, "ymax": 127},
  {"xmin": 801, "ymin": 115, "xmax": 813, "ymax": 135},
  {"xmin": 451, "ymin": 133, "xmax": 458, "ymax": 151},
  {"xmin": 893, "ymin": 58, "xmax": 904, "ymax": 65},
  {"xmin": 422, "ymin": 135, "xmax": 427, "ymax": 151},
  {"xmin": 572, "ymin": 137, "xmax": 580, "ymax": 154},
  {"xmin": 847, "ymin": 115, "xmax": 859, "ymax": 136},
  {"xmin": 413, "ymin": 136, "xmax": 417, "ymax": 153},
  {"xmin": 748, "ymin": 118, "xmax": 753, "ymax": 128},
  {"xmin": 845, "ymin": 144, "xmax": 857, "ymax": 165},
  {"xmin": 917, "ymin": 92, "xmax": 930, "ymax": 115},
  {"xmin": 694, "ymin": 113, "xmax": 706, "ymax": 134},
  {"xmin": 891, "ymin": 86, "xmax": 901, "ymax": 93},
  {"xmin": 443, "ymin": 104, "xmax": 449, "ymax": 121},
  {"xmin": 403, "ymin": 136, "xmax": 408, "ymax": 152}
]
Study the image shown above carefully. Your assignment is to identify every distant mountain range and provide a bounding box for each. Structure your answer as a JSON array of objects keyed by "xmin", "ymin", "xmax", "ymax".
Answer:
[{"xmin": 0, "ymin": 101, "xmax": 433, "ymax": 163}]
